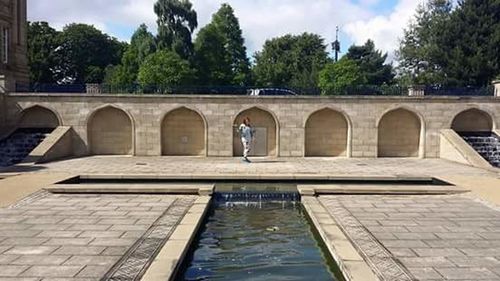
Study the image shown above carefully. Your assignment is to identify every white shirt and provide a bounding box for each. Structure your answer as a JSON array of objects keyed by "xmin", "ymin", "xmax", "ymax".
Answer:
[{"xmin": 239, "ymin": 124, "xmax": 253, "ymax": 141}]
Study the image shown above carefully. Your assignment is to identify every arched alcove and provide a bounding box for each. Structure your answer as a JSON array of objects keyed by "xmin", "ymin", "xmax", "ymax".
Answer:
[
  {"xmin": 305, "ymin": 108, "xmax": 349, "ymax": 157},
  {"xmin": 451, "ymin": 108, "xmax": 493, "ymax": 133},
  {"xmin": 19, "ymin": 105, "xmax": 60, "ymax": 129},
  {"xmin": 233, "ymin": 107, "xmax": 278, "ymax": 157},
  {"xmin": 161, "ymin": 107, "xmax": 206, "ymax": 156},
  {"xmin": 378, "ymin": 108, "xmax": 423, "ymax": 157},
  {"xmin": 88, "ymin": 106, "xmax": 133, "ymax": 155}
]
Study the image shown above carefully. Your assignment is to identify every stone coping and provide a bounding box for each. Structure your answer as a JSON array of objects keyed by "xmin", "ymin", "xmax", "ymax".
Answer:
[
  {"xmin": 8, "ymin": 92, "xmax": 500, "ymax": 102},
  {"xmin": 45, "ymin": 183, "xmax": 214, "ymax": 196},
  {"xmin": 76, "ymin": 173, "xmax": 440, "ymax": 181},
  {"xmin": 302, "ymin": 197, "xmax": 379, "ymax": 281},
  {"xmin": 140, "ymin": 196, "xmax": 210, "ymax": 281},
  {"xmin": 298, "ymin": 184, "xmax": 469, "ymax": 196}
]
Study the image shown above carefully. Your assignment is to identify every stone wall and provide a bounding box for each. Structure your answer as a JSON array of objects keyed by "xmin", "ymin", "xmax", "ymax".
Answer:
[
  {"xmin": 161, "ymin": 107, "xmax": 206, "ymax": 156},
  {"xmin": 87, "ymin": 106, "xmax": 133, "ymax": 155},
  {"xmin": 19, "ymin": 105, "xmax": 60, "ymax": 128},
  {"xmin": 4, "ymin": 94, "xmax": 500, "ymax": 158},
  {"xmin": 451, "ymin": 108, "xmax": 493, "ymax": 132},
  {"xmin": 305, "ymin": 108, "xmax": 348, "ymax": 157},
  {"xmin": 377, "ymin": 108, "xmax": 422, "ymax": 158}
]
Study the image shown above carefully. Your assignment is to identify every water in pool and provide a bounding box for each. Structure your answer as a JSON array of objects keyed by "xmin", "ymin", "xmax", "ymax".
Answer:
[{"xmin": 178, "ymin": 200, "xmax": 339, "ymax": 281}]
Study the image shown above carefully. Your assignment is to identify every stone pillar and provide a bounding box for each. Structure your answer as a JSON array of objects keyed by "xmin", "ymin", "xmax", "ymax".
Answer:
[
  {"xmin": 86, "ymin": 83, "xmax": 102, "ymax": 94},
  {"xmin": 493, "ymin": 80, "xmax": 500, "ymax": 97},
  {"xmin": 408, "ymin": 85, "xmax": 425, "ymax": 96}
]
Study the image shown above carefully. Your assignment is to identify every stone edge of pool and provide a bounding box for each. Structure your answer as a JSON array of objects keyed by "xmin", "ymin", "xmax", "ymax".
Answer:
[
  {"xmin": 140, "ymin": 196, "xmax": 211, "ymax": 281},
  {"xmin": 133, "ymin": 192, "xmax": 382, "ymax": 281},
  {"xmin": 302, "ymin": 197, "xmax": 379, "ymax": 281}
]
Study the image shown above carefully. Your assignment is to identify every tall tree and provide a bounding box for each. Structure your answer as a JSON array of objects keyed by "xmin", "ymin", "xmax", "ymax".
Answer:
[
  {"xmin": 397, "ymin": 0, "xmax": 453, "ymax": 85},
  {"xmin": 194, "ymin": 3, "xmax": 251, "ymax": 86},
  {"xmin": 154, "ymin": 0, "xmax": 197, "ymax": 59},
  {"xmin": 253, "ymin": 33, "xmax": 329, "ymax": 88},
  {"xmin": 55, "ymin": 24, "xmax": 125, "ymax": 83},
  {"xmin": 438, "ymin": 0, "xmax": 500, "ymax": 86},
  {"xmin": 194, "ymin": 24, "xmax": 232, "ymax": 85},
  {"xmin": 346, "ymin": 40, "xmax": 394, "ymax": 85},
  {"xmin": 27, "ymin": 21, "xmax": 60, "ymax": 83},
  {"xmin": 105, "ymin": 24, "xmax": 156, "ymax": 86},
  {"xmin": 211, "ymin": 4, "xmax": 251, "ymax": 85}
]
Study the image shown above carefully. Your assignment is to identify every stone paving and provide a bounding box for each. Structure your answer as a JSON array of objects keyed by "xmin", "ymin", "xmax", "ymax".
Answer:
[
  {"xmin": 0, "ymin": 191, "xmax": 196, "ymax": 281},
  {"xmin": 319, "ymin": 194, "xmax": 500, "ymax": 281},
  {"xmin": 6, "ymin": 156, "xmax": 496, "ymax": 177}
]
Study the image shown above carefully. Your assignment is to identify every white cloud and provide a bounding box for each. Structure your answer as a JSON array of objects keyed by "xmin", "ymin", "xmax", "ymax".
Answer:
[
  {"xmin": 344, "ymin": 0, "xmax": 420, "ymax": 61},
  {"xmin": 27, "ymin": 0, "xmax": 420, "ymax": 59}
]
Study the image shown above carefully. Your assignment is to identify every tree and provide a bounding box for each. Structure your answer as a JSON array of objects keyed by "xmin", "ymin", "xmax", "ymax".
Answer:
[
  {"xmin": 194, "ymin": 24, "xmax": 232, "ymax": 85},
  {"xmin": 318, "ymin": 58, "xmax": 366, "ymax": 95},
  {"xmin": 154, "ymin": 0, "xmax": 197, "ymax": 59},
  {"xmin": 346, "ymin": 40, "xmax": 394, "ymax": 85},
  {"xmin": 27, "ymin": 21, "xmax": 60, "ymax": 83},
  {"xmin": 438, "ymin": 0, "xmax": 500, "ymax": 86},
  {"xmin": 397, "ymin": 0, "xmax": 453, "ymax": 85},
  {"xmin": 253, "ymin": 33, "xmax": 329, "ymax": 88},
  {"xmin": 194, "ymin": 3, "xmax": 250, "ymax": 86},
  {"xmin": 211, "ymin": 4, "xmax": 251, "ymax": 85},
  {"xmin": 104, "ymin": 24, "xmax": 156, "ymax": 86},
  {"xmin": 137, "ymin": 50, "xmax": 196, "ymax": 87},
  {"xmin": 55, "ymin": 24, "xmax": 126, "ymax": 83}
]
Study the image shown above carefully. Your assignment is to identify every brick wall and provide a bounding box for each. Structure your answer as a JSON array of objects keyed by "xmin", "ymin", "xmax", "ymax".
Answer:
[{"xmin": 4, "ymin": 94, "xmax": 500, "ymax": 158}]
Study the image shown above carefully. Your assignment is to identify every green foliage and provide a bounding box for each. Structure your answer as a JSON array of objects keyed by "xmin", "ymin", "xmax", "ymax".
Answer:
[
  {"xmin": 318, "ymin": 58, "xmax": 366, "ymax": 95},
  {"xmin": 104, "ymin": 24, "xmax": 156, "ymax": 87},
  {"xmin": 437, "ymin": 0, "xmax": 500, "ymax": 86},
  {"xmin": 210, "ymin": 4, "xmax": 251, "ymax": 85},
  {"xmin": 55, "ymin": 23, "xmax": 126, "ymax": 83},
  {"xmin": 346, "ymin": 40, "xmax": 394, "ymax": 85},
  {"xmin": 194, "ymin": 24, "xmax": 233, "ymax": 85},
  {"xmin": 253, "ymin": 33, "xmax": 329, "ymax": 88},
  {"xmin": 397, "ymin": 0, "xmax": 452, "ymax": 86},
  {"xmin": 194, "ymin": 3, "xmax": 251, "ymax": 86},
  {"xmin": 27, "ymin": 21, "xmax": 60, "ymax": 83},
  {"xmin": 137, "ymin": 50, "xmax": 196, "ymax": 87},
  {"xmin": 398, "ymin": 0, "xmax": 500, "ymax": 86},
  {"xmin": 154, "ymin": 0, "xmax": 197, "ymax": 59}
]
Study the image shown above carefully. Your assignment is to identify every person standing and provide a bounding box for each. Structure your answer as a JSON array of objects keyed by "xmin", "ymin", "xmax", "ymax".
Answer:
[{"xmin": 238, "ymin": 117, "xmax": 254, "ymax": 163}]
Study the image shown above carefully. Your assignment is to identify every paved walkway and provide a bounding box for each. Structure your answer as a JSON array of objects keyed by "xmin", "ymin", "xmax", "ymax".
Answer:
[
  {"xmin": 0, "ymin": 192, "xmax": 196, "ymax": 281},
  {"xmin": 320, "ymin": 194, "xmax": 500, "ymax": 281},
  {"xmin": 3, "ymin": 156, "xmax": 495, "ymax": 178}
]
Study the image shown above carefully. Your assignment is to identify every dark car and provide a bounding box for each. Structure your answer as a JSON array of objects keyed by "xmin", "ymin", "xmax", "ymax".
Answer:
[{"xmin": 247, "ymin": 88, "xmax": 297, "ymax": 96}]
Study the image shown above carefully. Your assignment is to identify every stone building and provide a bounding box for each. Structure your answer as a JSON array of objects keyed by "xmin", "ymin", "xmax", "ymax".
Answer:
[{"xmin": 0, "ymin": 0, "xmax": 28, "ymax": 92}]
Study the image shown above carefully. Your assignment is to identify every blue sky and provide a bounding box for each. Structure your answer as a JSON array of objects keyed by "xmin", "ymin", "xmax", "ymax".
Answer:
[{"xmin": 27, "ymin": 0, "xmax": 422, "ymax": 61}]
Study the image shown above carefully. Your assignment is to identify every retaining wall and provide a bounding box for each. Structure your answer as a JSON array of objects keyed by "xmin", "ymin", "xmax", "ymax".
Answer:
[{"xmin": 4, "ymin": 93, "xmax": 500, "ymax": 158}]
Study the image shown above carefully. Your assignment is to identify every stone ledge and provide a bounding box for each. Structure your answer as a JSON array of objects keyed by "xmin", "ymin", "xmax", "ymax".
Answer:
[
  {"xmin": 140, "ymin": 196, "xmax": 210, "ymax": 281},
  {"xmin": 302, "ymin": 197, "xmax": 379, "ymax": 281},
  {"xmin": 440, "ymin": 129, "xmax": 493, "ymax": 170},
  {"xmin": 45, "ymin": 184, "xmax": 215, "ymax": 196},
  {"xmin": 298, "ymin": 184, "xmax": 469, "ymax": 196}
]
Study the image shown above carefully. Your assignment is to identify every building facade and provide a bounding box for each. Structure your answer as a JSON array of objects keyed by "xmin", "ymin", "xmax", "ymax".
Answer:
[{"xmin": 0, "ymin": 0, "xmax": 28, "ymax": 92}]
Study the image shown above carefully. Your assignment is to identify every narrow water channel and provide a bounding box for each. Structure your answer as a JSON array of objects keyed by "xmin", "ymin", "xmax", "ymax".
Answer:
[{"xmin": 177, "ymin": 199, "xmax": 339, "ymax": 281}]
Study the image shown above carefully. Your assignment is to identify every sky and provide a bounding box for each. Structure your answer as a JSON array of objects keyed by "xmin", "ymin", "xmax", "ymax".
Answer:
[{"xmin": 27, "ymin": 0, "xmax": 424, "ymax": 62}]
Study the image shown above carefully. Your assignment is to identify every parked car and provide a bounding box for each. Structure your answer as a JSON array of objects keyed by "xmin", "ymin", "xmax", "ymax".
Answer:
[{"xmin": 247, "ymin": 88, "xmax": 297, "ymax": 96}]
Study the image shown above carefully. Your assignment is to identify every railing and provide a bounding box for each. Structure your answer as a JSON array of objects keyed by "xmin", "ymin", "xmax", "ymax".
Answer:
[{"xmin": 14, "ymin": 83, "xmax": 496, "ymax": 97}]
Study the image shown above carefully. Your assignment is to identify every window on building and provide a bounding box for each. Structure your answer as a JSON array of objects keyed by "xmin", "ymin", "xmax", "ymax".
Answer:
[{"xmin": 1, "ymin": 27, "xmax": 8, "ymax": 64}]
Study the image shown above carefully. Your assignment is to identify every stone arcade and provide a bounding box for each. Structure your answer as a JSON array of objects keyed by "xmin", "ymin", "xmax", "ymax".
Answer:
[{"xmin": 1, "ymin": 93, "xmax": 498, "ymax": 160}]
